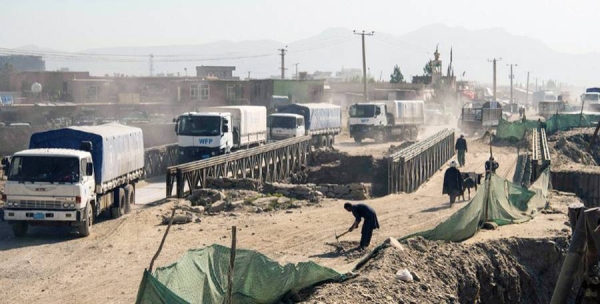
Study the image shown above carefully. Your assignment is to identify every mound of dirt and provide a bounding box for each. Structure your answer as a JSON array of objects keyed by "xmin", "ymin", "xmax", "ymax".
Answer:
[{"xmin": 302, "ymin": 236, "xmax": 570, "ymax": 303}]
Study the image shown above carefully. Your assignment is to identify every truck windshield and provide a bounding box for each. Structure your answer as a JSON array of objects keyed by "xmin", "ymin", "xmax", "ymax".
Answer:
[
  {"xmin": 350, "ymin": 105, "xmax": 376, "ymax": 118},
  {"xmin": 178, "ymin": 116, "xmax": 221, "ymax": 136},
  {"xmin": 8, "ymin": 156, "xmax": 80, "ymax": 183},
  {"xmin": 269, "ymin": 116, "xmax": 297, "ymax": 129}
]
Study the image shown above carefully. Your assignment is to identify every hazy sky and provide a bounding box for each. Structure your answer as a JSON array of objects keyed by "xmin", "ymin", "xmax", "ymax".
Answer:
[{"xmin": 2, "ymin": 0, "xmax": 600, "ymax": 54}]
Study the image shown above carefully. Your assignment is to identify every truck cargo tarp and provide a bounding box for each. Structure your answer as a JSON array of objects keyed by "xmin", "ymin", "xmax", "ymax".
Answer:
[
  {"xmin": 135, "ymin": 244, "xmax": 344, "ymax": 304},
  {"xmin": 278, "ymin": 103, "xmax": 341, "ymax": 131},
  {"xmin": 29, "ymin": 123, "xmax": 144, "ymax": 185},
  {"xmin": 399, "ymin": 168, "xmax": 549, "ymax": 242}
]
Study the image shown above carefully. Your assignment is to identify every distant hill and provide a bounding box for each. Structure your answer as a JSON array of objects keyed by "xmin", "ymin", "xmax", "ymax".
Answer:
[{"xmin": 20, "ymin": 24, "xmax": 599, "ymax": 87}]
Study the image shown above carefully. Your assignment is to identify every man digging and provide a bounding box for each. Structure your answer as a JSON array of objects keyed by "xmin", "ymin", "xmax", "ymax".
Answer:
[{"xmin": 343, "ymin": 202, "xmax": 380, "ymax": 251}]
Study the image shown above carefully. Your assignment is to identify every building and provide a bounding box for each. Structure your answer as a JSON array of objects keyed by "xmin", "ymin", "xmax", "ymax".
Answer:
[
  {"xmin": 0, "ymin": 55, "xmax": 45, "ymax": 72},
  {"xmin": 8, "ymin": 71, "xmax": 91, "ymax": 103},
  {"xmin": 196, "ymin": 66, "xmax": 238, "ymax": 80}
]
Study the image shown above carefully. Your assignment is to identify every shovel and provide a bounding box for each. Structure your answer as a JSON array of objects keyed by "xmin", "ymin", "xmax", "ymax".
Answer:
[{"xmin": 334, "ymin": 230, "xmax": 351, "ymax": 257}]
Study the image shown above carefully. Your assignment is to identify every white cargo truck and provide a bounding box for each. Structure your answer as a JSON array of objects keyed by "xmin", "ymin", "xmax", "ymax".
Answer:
[
  {"xmin": 2, "ymin": 123, "xmax": 144, "ymax": 237},
  {"xmin": 175, "ymin": 106, "xmax": 267, "ymax": 163},
  {"xmin": 268, "ymin": 103, "xmax": 342, "ymax": 147},
  {"xmin": 348, "ymin": 100, "xmax": 425, "ymax": 143}
]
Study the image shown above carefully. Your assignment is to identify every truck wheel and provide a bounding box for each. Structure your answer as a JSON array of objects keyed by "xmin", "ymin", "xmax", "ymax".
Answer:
[
  {"xmin": 354, "ymin": 137, "xmax": 362, "ymax": 143},
  {"xmin": 12, "ymin": 221, "xmax": 28, "ymax": 237},
  {"xmin": 78, "ymin": 204, "xmax": 93, "ymax": 237},
  {"xmin": 411, "ymin": 127, "xmax": 419, "ymax": 140},
  {"xmin": 319, "ymin": 136, "xmax": 327, "ymax": 148},
  {"xmin": 405, "ymin": 128, "xmax": 412, "ymax": 141},
  {"xmin": 375, "ymin": 131, "xmax": 386, "ymax": 143},
  {"xmin": 110, "ymin": 188, "xmax": 126, "ymax": 219},
  {"xmin": 124, "ymin": 185, "xmax": 135, "ymax": 214}
]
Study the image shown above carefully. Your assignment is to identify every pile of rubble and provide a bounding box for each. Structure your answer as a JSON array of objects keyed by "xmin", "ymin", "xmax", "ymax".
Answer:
[{"xmin": 303, "ymin": 236, "xmax": 571, "ymax": 303}]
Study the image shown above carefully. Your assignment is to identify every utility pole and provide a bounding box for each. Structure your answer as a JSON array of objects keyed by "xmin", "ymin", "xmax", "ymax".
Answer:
[
  {"xmin": 525, "ymin": 71, "xmax": 531, "ymax": 109},
  {"xmin": 488, "ymin": 58, "xmax": 502, "ymax": 102},
  {"xmin": 247, "ymin": 71, "xmax": 251, "ymax": 80},
  {"xmin": 507, "ymin": 63, "xmax": 517, "ymax": 104},
  {"xmin": 535, "ymin": 78, "xmax": 538, "ymax": 91},
  {"xmin": 149, "ymin": 54, "xmax": 154, "ymax": 77},
  {"xmin": 293, "ymin": 63, "xmax": 299, "ymax": 80},
  {"xmin": 278, "ymin": 47, "xmax": 287, "ymax": 79},
  {"xmin": 354, "ymin": 30, "xmax": 374, "ymax": 101}
]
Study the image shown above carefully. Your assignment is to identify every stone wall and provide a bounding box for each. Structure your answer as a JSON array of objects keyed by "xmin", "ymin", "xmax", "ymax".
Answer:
[{"xmin": 203, "ymin": 177, "xmax": 371, "ymax": 201}]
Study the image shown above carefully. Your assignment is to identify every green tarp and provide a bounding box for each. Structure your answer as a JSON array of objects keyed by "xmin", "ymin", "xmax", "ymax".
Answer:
[
  {"xmin": 136, "ymin": 244, "xmax": 343, "ymax": 304},
  {"xmin": 402, "ymin": 168, "xmax": 550, "ymax": 242},
  {"xmin": 495, "ymin": 114, "xmax": 600, "ymax": 140}
]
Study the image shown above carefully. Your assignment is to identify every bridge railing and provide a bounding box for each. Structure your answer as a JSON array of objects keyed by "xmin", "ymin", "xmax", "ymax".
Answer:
[
  {"xmin": 386, "ymin": 129, "xmax": 455, "ymax": 194},
  {"xmin": 530, "ymin": 128, "xmax": 551, "ymax": 182},
  {"xmin": 166, "ymin": 136, "xmax": 311, "ymax": 198},
  {"xmin": 144, "ymin": 144, "xmax": 178, "ymax": 179}
]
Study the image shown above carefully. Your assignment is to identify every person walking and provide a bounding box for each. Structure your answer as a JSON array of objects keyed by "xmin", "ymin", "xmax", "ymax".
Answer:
[
  {"xmin": 442, "ymin": 160, "xmax": 463, "ymax": 207},
  {"xmin": 343, "ymin": 202, "xmax": 380, "ymax": 250},
  {"xmin": 455, "ymin": 134, "xmax": 468, "ymax": 167}
]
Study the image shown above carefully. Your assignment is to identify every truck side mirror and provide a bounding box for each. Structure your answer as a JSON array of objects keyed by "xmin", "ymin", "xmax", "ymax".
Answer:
[{"xmin": 86, "ymin": 163, "xmax": 93, "ymax": 176}]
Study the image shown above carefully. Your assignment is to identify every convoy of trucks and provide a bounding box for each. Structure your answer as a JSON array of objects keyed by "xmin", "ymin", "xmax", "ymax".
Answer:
[
  {"xmin": 174, "ymin": 106, "xmax": 267, "ymax": 163},
  {"xmin": 268, "ymin": 103, "xmax": 342, "ymax": 147},
  {"xmin": 2, "ymin": 123, "xmax": 144, "ymax": 237},
  {"xmin": 348, "ymin": 100, "xmax": 425, "ymax": 143}
]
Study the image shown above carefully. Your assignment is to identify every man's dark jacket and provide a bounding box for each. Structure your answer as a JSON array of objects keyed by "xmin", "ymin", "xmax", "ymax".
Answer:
[{"xmin": 443, "ymin": 167, "xmax": 463, "ymax": 195}]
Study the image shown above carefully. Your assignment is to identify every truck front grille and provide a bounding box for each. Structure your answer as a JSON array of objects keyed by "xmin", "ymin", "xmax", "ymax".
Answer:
[{"xmin": 17, "ymin": 200, "xmax": 65, "ymax": 209}]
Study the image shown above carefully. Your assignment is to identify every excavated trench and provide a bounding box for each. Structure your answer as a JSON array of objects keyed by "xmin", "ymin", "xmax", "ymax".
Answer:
[
  {"xmin": 301, "ymin": 237, "xmax": 572, "ymax": 303},
  {"xmin": 291, "ymin": 149, "xmax": 390, "ymax": 197}
]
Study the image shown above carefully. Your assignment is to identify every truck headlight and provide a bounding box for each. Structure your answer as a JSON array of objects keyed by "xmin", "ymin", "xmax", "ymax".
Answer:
[{"xmin": 211, "ymin": 151, "xmax": 216, "ymax": 156}]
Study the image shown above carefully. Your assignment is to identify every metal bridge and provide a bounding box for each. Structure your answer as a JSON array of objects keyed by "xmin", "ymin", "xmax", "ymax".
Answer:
[
  {"xmin": 164, "ymin": 136, "xmax": 311, "ymax": 198},
  {"xmin": 385, "ymin": 128, "xmax": 455, "ymax": 194}
]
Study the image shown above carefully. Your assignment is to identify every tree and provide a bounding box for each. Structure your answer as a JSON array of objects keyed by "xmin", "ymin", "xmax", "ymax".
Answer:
[
  {"xmin": 423, "ymin": 60, "xmax": 433, "ymax": 76},
  {"xmin": 390, "ymin": 65, "xmax": 405, "ymax": 84}
]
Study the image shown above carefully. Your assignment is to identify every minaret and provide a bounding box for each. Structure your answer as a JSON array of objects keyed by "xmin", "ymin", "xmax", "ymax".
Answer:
[{"xmin": 431, "ymin": 45, "xmax": 442, "ymax": 84}]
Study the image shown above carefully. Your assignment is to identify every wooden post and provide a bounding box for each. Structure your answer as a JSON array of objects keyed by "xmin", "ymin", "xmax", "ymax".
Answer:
[
  {"xmin": 551, "ymin": 204, "xmax": 588, "ymax": 304},
  {"xmin": 225, "ymin": 226, "xmax": 237, "ymax": 304},
  {"xmin": 148, "ymin": 205, "xmax": 177, "ymax": 273}
]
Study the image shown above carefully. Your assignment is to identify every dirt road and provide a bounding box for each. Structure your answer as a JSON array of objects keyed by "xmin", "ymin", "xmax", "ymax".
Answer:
[{"xmin": 0, "ymin": 137, "xmax": 519, "ymax": 304}]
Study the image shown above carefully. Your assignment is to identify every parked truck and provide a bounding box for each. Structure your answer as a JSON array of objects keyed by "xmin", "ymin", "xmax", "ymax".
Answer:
[
  {"xmin": 268, "ymin": 103, "xmax": 342, "ymax": 147},
  {"xmin": 175, "ymin": 106, "xmax": 267, "ymax": 163},
  {"xmin": 348, "ymin": 100, "xmax": 425, "ymax": 143},
  {"xmin": 2, "ymin": 123, "xmax": 144, "ymax": 237}
]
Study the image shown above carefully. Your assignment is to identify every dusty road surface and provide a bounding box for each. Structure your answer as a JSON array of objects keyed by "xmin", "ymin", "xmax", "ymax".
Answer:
[{"xmin": 0, "ymin": 137, "xmax": 523, "ymax": 304}]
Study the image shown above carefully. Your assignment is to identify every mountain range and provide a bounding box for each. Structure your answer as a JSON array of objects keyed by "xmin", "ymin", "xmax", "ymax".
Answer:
[{"xmin": 19, "ymin": 24, "xmax": 599, "ymax": 88}]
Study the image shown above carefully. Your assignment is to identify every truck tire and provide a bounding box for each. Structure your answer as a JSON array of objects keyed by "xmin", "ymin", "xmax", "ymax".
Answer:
[
  {"xmin": 12, "ymin": 221, "xmax": 28, "ymax": 237},
  {"xmin": 124, "ymin": 184, "xmax": 135, "ymax": 214},
  {"xmin": 78, "ymin": 204, "xmax": 93, "ymax": 237},
  {"xmin": 354, "ymin": 137, "xmax": 362, "ymax": 143},
  {"xmin": 319, "ymin": 136, "xmax": 327, "ymax": 148},
  {"xmin": 330, "ymin": 135, "xmax": 335, "ymax": 146},
  {"xmin": 411, "ymin": 127, "xmax": 419, "ymax": 140},
  {"xmin": 110, "ymin": 188, "xmax": 126, "ymax": 219},
  {"xmin": 375, "ymin": 131, "xmax": 386, "ymax": 143}
]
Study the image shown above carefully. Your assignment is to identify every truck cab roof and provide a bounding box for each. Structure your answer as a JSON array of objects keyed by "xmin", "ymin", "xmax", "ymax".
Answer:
[
  {"xmin": 269, "ymin": 113, "xmax": 303, "ymax": 118},
  {"xmin": 13, "ymin": 148, "xmax": 90, "ymax": 158},
  {"xmin": 180, "ymin": 112, "xmax": 230, "ymax": 117}
]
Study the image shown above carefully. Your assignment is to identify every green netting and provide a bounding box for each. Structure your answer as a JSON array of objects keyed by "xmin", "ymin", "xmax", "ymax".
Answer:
[
  {"xmin": 495, "ymin": 119, "xmax": 539, "ymax": 140},
  {"xmin": 136, "ymin": 244, "xmax": 343, "ymax": 304},
  {"xmin": 495, "ymin": 114, "xmax": 600, "ymax": 140},
  {"xmin": 401, "ymin": 168, "xmax": 550, "ymax": 242}
]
